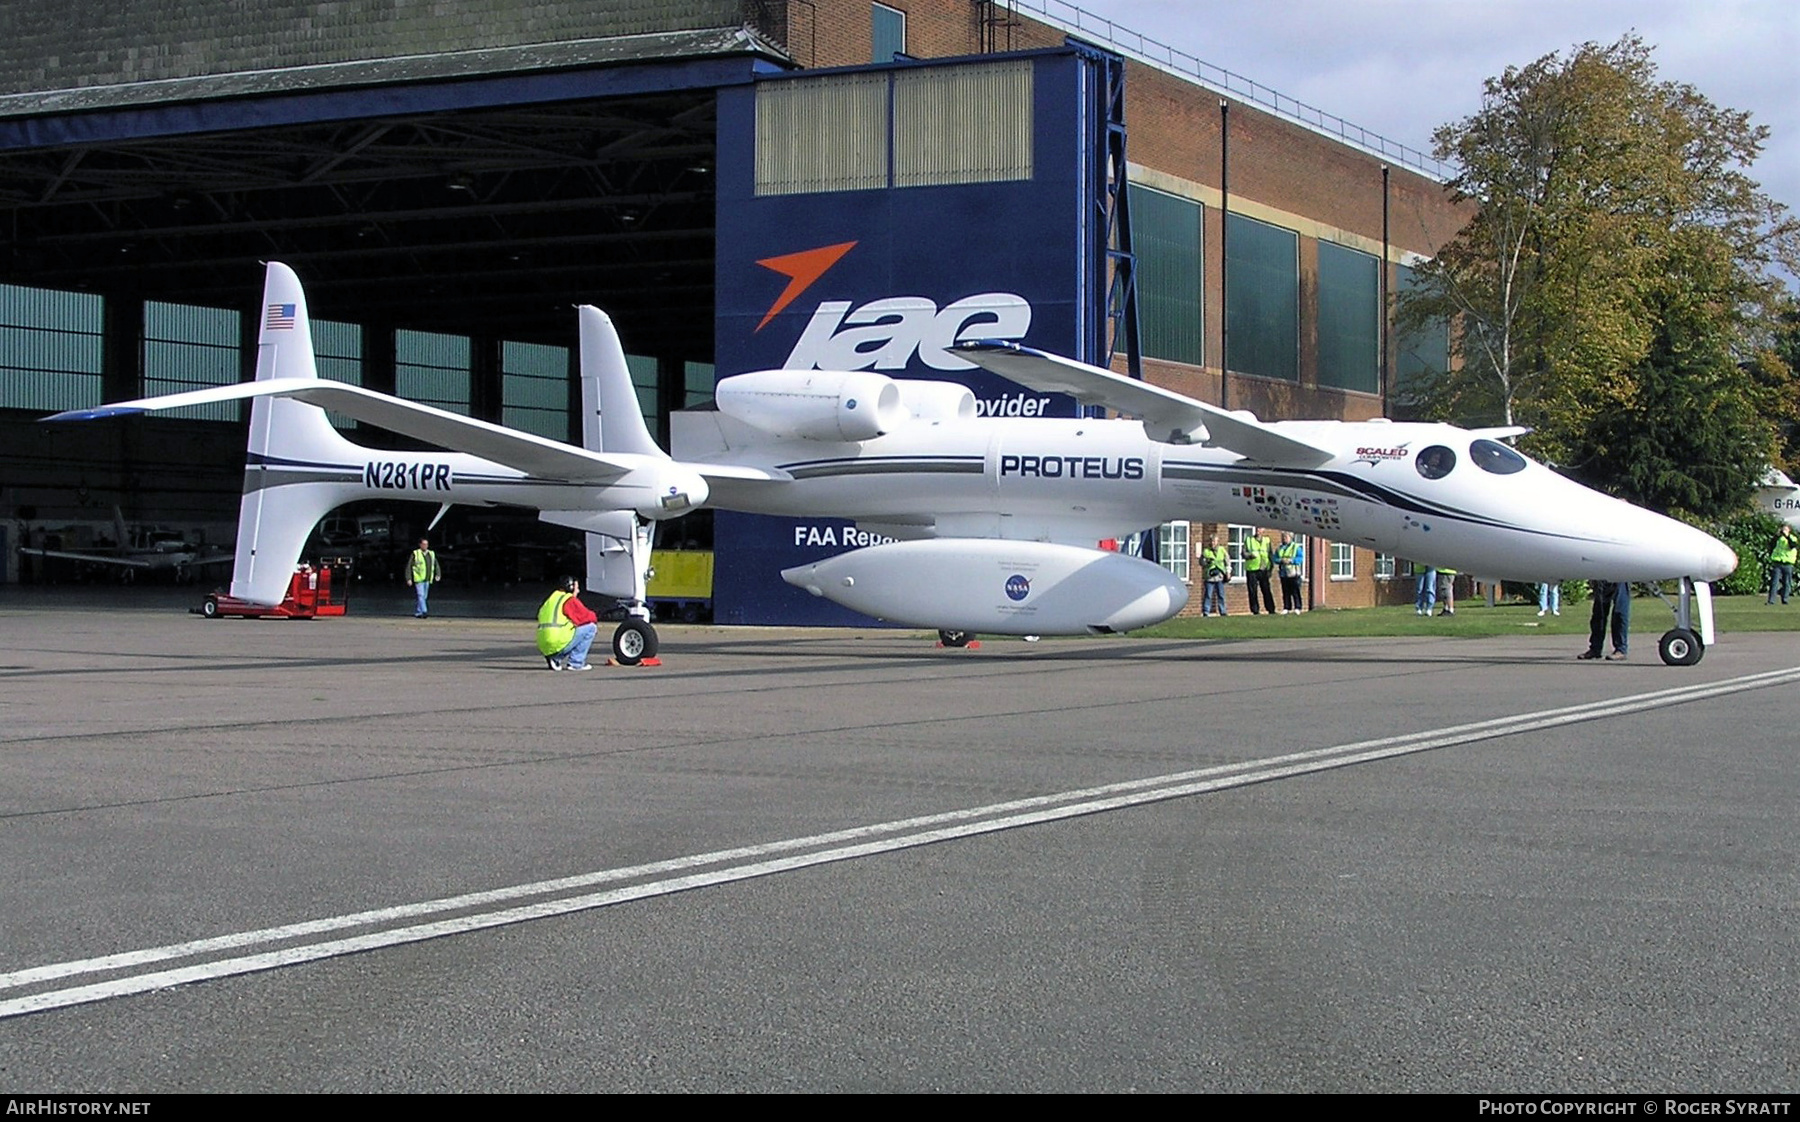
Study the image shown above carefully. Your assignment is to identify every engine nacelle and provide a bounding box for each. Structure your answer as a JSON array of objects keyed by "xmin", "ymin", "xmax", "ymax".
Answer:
[
  {"xmin": 716, "ymin": 368, "xmax": 908, "ymax": 442},
  {"xmin": 780, "ymin": 538, "xmax": 1188, "ymax": 636},
  {"xmin": 894, "ymin": 379, "xmax": 977, "ymax": 424}
]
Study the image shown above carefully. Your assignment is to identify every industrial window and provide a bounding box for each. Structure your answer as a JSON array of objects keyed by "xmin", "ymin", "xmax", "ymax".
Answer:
[
  {"xmin": 872, "ymin": 3, "xmax": 907, "ymax": 63},
  {"xmin": 684, "ymin": 361, "xmax": 716, "ymax": 409},
  {"xmin": 1157, "ymin": 521, "xmax": 1191, "ymax": 583},
  {"xmin": 395, "ymin": 329, "xmax": 470, "ymax": 416},
  {"xmin": 755, "ymin": 73, "xmax": 888, "ymax": 195},
  {"xmin": 144, "ymin": 301, "xmax": 240, "ymax": 421},
  {"xmin": 1394, "ymin": 263, "xmax": 1451, "ymax": 411},
  {"xmin": 314, "ymin": 319, "xmax": 362, "ymax": 431},
  {"xmin": 893, "ymin": 61, "xmax": 1032, "ymax": 187},
  {"xmin": 1317, "ymin": 241, "xmax": 1380, "ymax": 394},
  {"xmin": 502, "ymin": 341, "xmax": 569, "ymax": 441},
  {"xmin": 1128, "ymin": 185, "xmax": 1203, "ymax": 366},
  {"xmin": 757, "ymin": 60, "xmax": 1033, "ymax": 196},
  {"xmin": 1330, "ymin": 541, "xmax": 1355, "ymax": 580},
  {"xmin": 0, "ymin": 283, "xmax": 103, "ymax": 412},
  {"xmin": 1227, "ymin": 524, "xmax": 1253, "ymax": 581},
  {"xmin": 626, "ymin": 354, "xmax": 660, "ymax": 427},
  {"xmin": 1224, "ymin": 213, "xmax": 1298, "ymax": 382}
]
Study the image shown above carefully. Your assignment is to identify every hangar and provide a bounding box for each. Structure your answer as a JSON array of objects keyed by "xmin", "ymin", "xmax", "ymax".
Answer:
[{"xmin": 0, "ymin": 0, "xmax": 1465, "ymax": 620}]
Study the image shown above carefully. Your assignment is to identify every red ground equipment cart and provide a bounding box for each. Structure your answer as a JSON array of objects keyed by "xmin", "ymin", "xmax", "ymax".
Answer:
[{"xmin": 195, "ymin": 559, "xmax": 352, "ymax": 619}]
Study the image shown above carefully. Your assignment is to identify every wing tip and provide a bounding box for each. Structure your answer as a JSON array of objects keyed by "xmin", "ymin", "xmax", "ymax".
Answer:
[
  {"xmin": 954, "ymin": 338, "xmax": 1038, "ymax": 357},
  {"xmin": 42, "ymin": 406, "xmax": 147, "ymax": 423}
]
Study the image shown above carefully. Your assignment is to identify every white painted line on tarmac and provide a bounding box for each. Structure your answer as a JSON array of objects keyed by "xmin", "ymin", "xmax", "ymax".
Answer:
[{"xmin": 5, "ymin": 664, "xmax": 1797, "ymax": 1020}]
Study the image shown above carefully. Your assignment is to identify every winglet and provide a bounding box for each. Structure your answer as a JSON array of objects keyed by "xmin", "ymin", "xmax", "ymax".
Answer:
[{"xmin": 579, "ymin": 306, "xmax": 667, "ymax": 459}]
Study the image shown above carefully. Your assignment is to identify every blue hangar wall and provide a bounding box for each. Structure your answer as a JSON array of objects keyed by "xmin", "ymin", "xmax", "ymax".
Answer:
[{"xmin": 709, "ymin": 48, "xmax": 1112, "ymax": 626}]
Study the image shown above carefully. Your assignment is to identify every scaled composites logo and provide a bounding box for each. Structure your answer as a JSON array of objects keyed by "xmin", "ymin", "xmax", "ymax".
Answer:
[
  {"xmin": 1352, "ymin": 443, "xmax": 1411, "ymax": 468},
  {"xmin": 753, "ymin": 241, "xmax": 1032, "ymax": 372}
]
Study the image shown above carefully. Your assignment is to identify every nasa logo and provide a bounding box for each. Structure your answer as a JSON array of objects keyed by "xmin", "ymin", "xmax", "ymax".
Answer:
[
  {"xmin": 846, "ymin": 399, "xmax": 857, "ymax": 410},
  {"xmin": 1005, "ymin": 574, "xmax": 1031, "ymax": 601}
]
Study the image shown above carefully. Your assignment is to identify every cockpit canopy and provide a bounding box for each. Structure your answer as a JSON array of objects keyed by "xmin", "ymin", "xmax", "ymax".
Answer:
[{"xmin": 1415, "ymin": 439, "xmax": 1529, "ymax": 481}]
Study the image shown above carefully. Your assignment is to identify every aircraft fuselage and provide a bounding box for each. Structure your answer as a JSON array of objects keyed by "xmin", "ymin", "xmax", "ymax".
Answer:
[{"xmin": 693, "ymin": 416, "xmax": 1736, "ymax": 584}]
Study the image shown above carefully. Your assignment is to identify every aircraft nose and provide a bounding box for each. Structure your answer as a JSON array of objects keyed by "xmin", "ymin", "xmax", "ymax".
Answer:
[{"xmin": 1697, "ymin": 537, "xmax": 1738, "ymax": 582}]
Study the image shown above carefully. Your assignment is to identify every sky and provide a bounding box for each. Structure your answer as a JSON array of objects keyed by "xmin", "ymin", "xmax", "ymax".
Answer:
[{"xmin": 1044, "ymin": 0, "xmax": 1799, "ymax": 216}]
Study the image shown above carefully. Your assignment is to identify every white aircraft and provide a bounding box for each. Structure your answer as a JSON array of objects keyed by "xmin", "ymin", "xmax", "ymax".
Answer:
[
  {"xmin": 47, "ymin": 262, "xmax": 1737, "ymax": 665},
  {"xmin": 673, "ymin": 342, "xmax": 1734, "ymax": 664},
  {"xmin": 21, "ymin": 506, "xmax": 234, "ymax": 583},
  {"xmin": 45, "ymin": 262, "xmax": 775, "ymax": 663},
  {"xmin": 1756, "ymin": 468, "xmax": 1800, "ymax": 530}
]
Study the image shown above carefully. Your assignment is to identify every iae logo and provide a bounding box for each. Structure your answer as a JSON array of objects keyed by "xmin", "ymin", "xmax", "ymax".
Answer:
[{"xmin": 784, "ymin": 294, "xmax": 1032, "ymax": 372}]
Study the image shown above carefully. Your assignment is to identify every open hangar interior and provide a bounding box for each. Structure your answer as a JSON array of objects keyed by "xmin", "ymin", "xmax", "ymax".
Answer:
[{"xmin": 0, "ymin": 3, "xmax": 795, "ymax": 575}]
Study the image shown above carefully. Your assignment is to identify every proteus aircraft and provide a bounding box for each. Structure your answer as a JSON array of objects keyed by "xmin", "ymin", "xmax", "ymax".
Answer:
[{"xmin": 49, "ymin": 263, "xmax": 1736, "ymax": 665}]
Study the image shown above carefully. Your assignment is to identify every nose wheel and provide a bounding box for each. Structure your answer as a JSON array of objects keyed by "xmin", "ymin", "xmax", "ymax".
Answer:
[
  {"xmin": 1652, "ymin": 576, "xmax": 1712, "ymax": 666},
  {"xmin": 1657, "ymin": 627, "xmax": 1703, "ymax": 666},
  {"xmin": 612, "ymin": 618, "xmax": 659, "ymax": 666}
]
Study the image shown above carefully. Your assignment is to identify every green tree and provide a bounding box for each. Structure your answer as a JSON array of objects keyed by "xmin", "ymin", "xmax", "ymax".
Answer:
[{"xmin": 1396, "ymin": 35, "xmax": 1799, "ymax": 512}]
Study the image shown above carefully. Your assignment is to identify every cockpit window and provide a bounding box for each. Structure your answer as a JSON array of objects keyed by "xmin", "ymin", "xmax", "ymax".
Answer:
[
  {"xmin": 1415, "ymin": 445, "xmax": 1456, "ymax": 480},
  {"xmin": 1470, "ymin": 438, "xmax": 1528, "ymax": 475}
]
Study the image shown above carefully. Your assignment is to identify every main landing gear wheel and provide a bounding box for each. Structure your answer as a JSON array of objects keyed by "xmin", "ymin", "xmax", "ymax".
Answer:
[
  {"xmin": 937, "ymin": 629, "xmax": 972, "ymax": 648},
  {"xmin": 612, "ymin": 619, "xmax": 659, "ymax": 666},
  {"xmin": 1658, "ymin": 627, "xmax": 1704, "ymax": 667}
]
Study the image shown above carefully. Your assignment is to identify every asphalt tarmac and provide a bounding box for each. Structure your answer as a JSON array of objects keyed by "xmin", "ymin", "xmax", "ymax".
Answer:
[{"xmin": 2, "ymin": 588, "xmax": 1797, "ymax": 1092}]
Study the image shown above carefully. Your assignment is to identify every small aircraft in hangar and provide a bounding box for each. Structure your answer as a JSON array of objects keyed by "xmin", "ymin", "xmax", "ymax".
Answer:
[
  {"xmin": 47, "ymin": 263, "xmax": 1736, "ymax": 665},
  {"xmin": 20, "ymin": 506, "xmax": 235, "ymax": 583}
]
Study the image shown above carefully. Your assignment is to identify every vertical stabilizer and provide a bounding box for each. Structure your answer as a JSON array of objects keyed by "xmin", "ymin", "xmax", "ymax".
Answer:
[
  {"xmin": 231, "ymin": 262, "xmax": 367, "ymax": 604},
  {"xmin": 578, "ymin": 305, "xmax": 666, "ymax": 458}
]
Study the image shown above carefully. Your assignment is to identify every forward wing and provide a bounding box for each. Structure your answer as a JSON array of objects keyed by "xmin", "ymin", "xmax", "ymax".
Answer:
[{"xmin": 954, "ymin": 339, "xmax": 1337, "ymax": 467}]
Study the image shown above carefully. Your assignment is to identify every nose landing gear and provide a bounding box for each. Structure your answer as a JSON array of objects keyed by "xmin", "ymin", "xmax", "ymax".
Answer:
[{"xmin": 1651, "ymin": 576, "xmax": 1713, "ymax": 666}]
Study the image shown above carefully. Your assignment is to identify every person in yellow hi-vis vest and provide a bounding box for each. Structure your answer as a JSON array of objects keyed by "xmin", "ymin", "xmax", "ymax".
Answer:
[
  {"xmin": 407, "ymin": 537, "xmax": 441, "ymax": 618},
  {"xmin": 1767, "ymin": 525, "xmax": 1797, "ymax": 605},
  {"xmin": 536, "ymin": 575, "xmax": 599, "ymax": 671},
  {"xmin": 1436, "ymin": 567, "xmax": 1458, "ymax": 616},
  {"xmin": 1275, "ymin": 532, "xmax": 1305, "ymax": 614},
  {"xmin": 1242, "ymin": 528, "xmax": 1275, "ymax": 616}
]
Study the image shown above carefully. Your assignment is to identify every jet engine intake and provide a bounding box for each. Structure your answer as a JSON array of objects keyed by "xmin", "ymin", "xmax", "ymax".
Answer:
[
  {"xmin": 894, "ymin": 379, "xmax": 977, "ymax": 423},
  {"xmin": 715, "ymin": 369, "xmax": 908, "ymax": 442}
]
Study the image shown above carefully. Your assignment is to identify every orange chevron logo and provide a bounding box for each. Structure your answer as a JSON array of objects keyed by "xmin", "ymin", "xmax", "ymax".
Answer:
[{"xmin": 754, "ymin": 241, "xmax": 858, "ymax": 331}]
